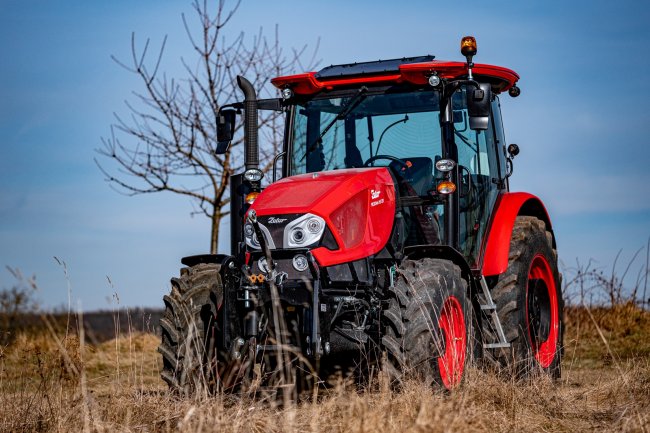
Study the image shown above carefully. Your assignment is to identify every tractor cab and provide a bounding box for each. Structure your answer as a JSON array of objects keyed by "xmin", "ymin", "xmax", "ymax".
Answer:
[{"xmin": 274, "ymin": 67, "xmax": 516, "ymax": 266}]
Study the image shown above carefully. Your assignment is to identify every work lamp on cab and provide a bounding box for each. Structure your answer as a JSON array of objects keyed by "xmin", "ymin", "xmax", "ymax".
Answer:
[
  {"xmin": 435, "ymin": 159, "xmax": 456, "ymax": 172},
  {"xmin": 244, "ymin": 168, "xmax": 263, "ymax": 182},
  {"xmin": 428, "ymin": 74, "xmax": 441, "ymax": 87},
  {"xmin": 281, "ymin": 88, "xmax": 293, "ymax": 100}
]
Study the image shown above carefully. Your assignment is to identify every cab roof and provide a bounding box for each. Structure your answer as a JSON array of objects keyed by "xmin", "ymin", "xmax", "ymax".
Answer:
[{"xmin": 271, "ymin": 55, "xmax": 519, "ymax": 96}]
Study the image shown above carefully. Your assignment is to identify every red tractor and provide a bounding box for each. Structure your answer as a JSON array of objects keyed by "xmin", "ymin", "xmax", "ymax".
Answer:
[{"xmin": 158, "ymin": 37, "xmax": 563, "ymax": 395}]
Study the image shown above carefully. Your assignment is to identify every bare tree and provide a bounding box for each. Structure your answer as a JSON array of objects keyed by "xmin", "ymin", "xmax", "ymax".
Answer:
[
  {"xmin": 96, "ymin": 0, "xmax": 318, "ymax": 253},
  {"xmin": 561, "ymin": 238, "xmax": 650, "ymax": 308}
]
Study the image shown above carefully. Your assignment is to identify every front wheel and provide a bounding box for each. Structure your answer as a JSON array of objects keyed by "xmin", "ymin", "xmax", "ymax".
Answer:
[
  {"xmin": 485, "ymin": 216, "xmax": 564, "ymax": 377},
  {"xmin": 158, "ymin": 263, "xmax": 244, "ymax": 396},
  {"xmin": 382, "ymin": 258, "xmax": 471, "ymax": 390}
]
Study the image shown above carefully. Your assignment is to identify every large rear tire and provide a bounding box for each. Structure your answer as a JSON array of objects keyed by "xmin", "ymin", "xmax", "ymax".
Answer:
[
  {"xmin": 382, "ymin": 258, "xmax": 471, "ymax": 390},
  {"xmin": 485, "ymin": 216, "xmax": 564, "ymax": 377},
  {"xmin": 158, "ymin": 263, "xmax": 223, "ymax": 396}
]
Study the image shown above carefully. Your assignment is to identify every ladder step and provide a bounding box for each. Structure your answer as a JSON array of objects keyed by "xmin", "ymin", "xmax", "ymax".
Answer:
[
  {"xmin": 479, "ymin": 276, "xmax": 511, "ymax": 349},
  {"xmin": 484, "ymin": 342, "xmax": 511, "ymax": 349}
]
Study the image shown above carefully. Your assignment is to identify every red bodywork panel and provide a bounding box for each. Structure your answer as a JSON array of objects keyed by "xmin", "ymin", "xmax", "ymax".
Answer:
[
  {"xmin": 272, "ymin": 61, "xmax": 519, "ymax": 95},
  {"xmin": 482, "ymin": 192, "xmax": 553, "ymax": 276},
  {"xmin": 248, "ymin": 168, "xmax": 396, "ymax": 267}
]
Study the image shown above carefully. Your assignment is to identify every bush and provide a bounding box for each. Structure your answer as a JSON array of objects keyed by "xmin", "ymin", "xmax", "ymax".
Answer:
[{"xmin": 0, "ymin": 267, "xmax": 39, "ymax": 345}]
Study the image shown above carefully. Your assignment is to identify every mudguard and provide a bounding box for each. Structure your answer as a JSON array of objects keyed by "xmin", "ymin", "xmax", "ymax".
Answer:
[{"xmin": 481, "ymin": 192, "xmax": 555, "ymax": 277}]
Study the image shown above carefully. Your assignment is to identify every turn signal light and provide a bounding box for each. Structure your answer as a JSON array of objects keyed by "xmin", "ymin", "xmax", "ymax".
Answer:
[
  {"xmin": 245, "ymin": 192, "xmax": 260, "ymax": 204},
  {"xmin": 437, "ymin": 180, "xmax": 457, "ymax": 194},
  {"xmin": 461, "ymin": 36, "xmax": 477, "ymax": 57}
]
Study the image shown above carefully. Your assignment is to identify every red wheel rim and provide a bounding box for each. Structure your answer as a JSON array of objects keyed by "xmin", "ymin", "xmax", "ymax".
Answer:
[
  {"xmin": 437, "ymin": 296, "xmax": 466, "ymax": 389},
  {"xmin": 526, "ymin": 254, "xmax": 559, "ymax": 368}
]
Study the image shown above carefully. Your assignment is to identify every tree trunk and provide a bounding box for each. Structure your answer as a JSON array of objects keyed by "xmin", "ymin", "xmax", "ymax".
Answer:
[{"xmin": 210, "ymin": 209, "xmax": 221, "ymax": 254}]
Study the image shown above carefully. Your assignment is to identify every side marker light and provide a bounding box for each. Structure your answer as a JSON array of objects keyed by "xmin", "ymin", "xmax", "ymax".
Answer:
[
  {"xmin": 437, "ymin": 181, "xmax": 457, "ymax": 194},
  {"xmin": 245, "ymin": 192, "xmax": 260, "ymax": 204}
]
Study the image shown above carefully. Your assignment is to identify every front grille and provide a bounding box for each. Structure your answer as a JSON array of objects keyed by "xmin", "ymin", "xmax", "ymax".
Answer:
[{"xmin": 257, "ymin": 214, "xmax": 302, "ymax": 249}]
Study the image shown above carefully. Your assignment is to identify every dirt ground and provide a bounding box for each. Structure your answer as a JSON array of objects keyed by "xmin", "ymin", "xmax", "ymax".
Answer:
[{"xmin": 1, "ymin": 305, "xmax": 648, "ymax": 432}]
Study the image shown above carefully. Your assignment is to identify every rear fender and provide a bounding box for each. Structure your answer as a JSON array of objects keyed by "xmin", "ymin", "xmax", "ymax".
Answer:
[{"xmin": 481, "ymin": 192, "xmax": 555, "ymax": 277}]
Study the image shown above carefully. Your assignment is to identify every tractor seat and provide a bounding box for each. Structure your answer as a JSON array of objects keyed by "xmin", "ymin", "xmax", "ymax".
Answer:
[{"xmin": 389, "ymin": 157, "xmax": 434, "ymax": 197}]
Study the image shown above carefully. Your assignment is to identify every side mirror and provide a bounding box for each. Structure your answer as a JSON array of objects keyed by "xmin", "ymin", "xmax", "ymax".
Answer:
[
  {"xmin": 507, "ymin": 143, "xmax": 520, "ymax": 158},
  {"xmin": 216, "ymin": 109, "xmax": 237, "ymax": 154},
  {"xmin": 257, "ymin": 98, "xmax": 283, "ymax": 111},
  {"xmin": 466, "ymin": 82, "xmax": 491, "ymax": 130}
]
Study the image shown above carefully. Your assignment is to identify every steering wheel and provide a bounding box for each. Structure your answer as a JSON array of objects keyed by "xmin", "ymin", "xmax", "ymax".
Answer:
[{"xmin": 363, "ymin": 154, "xmax": 408, "ymax": 168}]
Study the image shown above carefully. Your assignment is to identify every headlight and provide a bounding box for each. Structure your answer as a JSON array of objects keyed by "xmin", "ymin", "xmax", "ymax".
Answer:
[
  {"xmin": 284, "ymin": 213, "xmax": 326, "ymax": 248},
  {"xmin": 306, "ymin": 218, "xmax": 322, "ymax": 233},
  {"xmin": 291, "ymin": 227, "xmax": 307, "ymax": 244},
  {"xmin": 292, "ymin": 254, "xmax": 309, "ymax": 272},
  {"xmin": 258, "ymin": 257, "xmax": 270, "ymax": 273},
  {"xmin": 244, "ymin": 221, "xmax": 275, "ymax": 250}
]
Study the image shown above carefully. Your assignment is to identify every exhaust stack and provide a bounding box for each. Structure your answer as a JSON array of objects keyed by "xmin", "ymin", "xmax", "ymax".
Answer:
[{"xmin": 236, "ymin": 76, "xmax": 259, "ymax": 171}]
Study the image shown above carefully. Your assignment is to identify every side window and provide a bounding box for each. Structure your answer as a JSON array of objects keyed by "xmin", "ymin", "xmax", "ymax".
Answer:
[{"xmin": 452, "ymin": 89, "xmax": 500, "ymax": 266}]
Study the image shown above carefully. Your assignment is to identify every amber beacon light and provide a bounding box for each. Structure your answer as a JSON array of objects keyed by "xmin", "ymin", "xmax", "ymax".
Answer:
[
  {"xmin": 461, "ymin": 36, "xmax": 477, "ymax": 79},
  {"xmin": 460, "ymin": 36, "xmax": 477, "ymax": 57}
]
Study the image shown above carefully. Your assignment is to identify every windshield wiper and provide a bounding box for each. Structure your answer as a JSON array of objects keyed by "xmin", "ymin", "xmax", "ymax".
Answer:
[
  {"xmin": 301, "ymin": 86, "xmax": 368, "ymax": 161},
  {"xmin": 375, "ymin": 114, "xmax": 409, "ymax": 155}
]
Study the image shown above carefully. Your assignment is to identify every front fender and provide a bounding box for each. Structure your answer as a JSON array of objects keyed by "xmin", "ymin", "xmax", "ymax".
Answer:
[{"xmin": 482, "ymin": 192, "xmax": 555, "ymax": 276}]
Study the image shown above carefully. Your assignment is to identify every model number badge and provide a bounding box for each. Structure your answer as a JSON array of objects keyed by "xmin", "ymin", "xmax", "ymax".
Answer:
[{"xmin": 370, "ymin": 189, "xmax": 384, "ymax": 207}]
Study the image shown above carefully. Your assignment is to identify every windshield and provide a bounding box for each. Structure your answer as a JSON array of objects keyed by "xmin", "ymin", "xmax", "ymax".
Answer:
[{"xmin": 289, "ymin": 89, "xmax": 443, "ymax": 175}]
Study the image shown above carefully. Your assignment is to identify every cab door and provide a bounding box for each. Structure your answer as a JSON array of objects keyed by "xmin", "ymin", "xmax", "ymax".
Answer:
[{"xmin": 452, "ymin": 92, "xmax": 503, "ymax": 266}]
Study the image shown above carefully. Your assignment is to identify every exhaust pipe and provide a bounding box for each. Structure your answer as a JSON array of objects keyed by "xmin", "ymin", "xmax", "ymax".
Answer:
[{"xmin": 236, "ymin": 76, "xmax": 259, "ymax": 171}]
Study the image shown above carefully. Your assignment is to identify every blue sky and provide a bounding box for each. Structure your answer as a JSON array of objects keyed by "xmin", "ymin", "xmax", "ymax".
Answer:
[{"xmin": 1, "ymin": 0, "xmax": 648, "ymax": 310}]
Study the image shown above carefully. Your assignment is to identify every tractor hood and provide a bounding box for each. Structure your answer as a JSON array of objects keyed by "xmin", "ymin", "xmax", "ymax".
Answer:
[{"xmin": 248, "ymin": 168, "xmax": 396, "ymax": 267}]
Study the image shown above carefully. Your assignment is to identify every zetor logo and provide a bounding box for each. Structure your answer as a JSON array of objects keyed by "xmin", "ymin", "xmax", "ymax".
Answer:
[
  {"xmin": 268, "ymin": 217, "xmax": 288, "ymax": 224},
  {"xmin": 371, "ymin": 189, "xmax": 381, "ymax": 199}
]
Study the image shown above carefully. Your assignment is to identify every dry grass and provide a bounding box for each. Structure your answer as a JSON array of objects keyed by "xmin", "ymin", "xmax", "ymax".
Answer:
[{"xmin": 1, "ymin": 306, "xmax": 648, "ymax": 433}]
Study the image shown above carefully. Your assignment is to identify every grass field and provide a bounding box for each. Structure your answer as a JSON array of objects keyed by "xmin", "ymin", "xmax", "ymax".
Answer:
[{"xmin": 1, "ymin": 305, "xmax": 648, "ymax": 432}]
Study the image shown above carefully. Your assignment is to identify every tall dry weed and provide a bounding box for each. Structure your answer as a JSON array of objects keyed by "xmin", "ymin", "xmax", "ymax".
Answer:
[{"xmin": 1, "ymin": 305, "xmax": 648, "ymax": 433}]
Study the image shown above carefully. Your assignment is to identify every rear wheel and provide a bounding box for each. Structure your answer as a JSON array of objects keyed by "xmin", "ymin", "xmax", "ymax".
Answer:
[
  {"xmin": 158, "ymin": 263, "xmax": 226, "ymax": 396},
  {"xmin": 485, "ymin": 216, "xmax": 563, "ymax": 377},
  {"xmin": 382, "ymin": 258, "xmax": 471, "ymax": 390}
]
